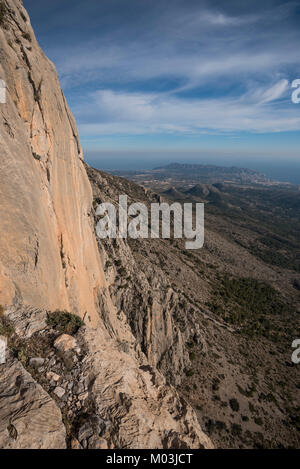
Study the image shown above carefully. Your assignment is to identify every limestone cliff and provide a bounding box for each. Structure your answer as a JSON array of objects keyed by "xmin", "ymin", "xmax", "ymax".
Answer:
[
  {"xmin": 0, "ymin": 0, "xmax": 105, "ymax": 323},
  {"xmin": 0, "ymin": 0, "xmax": 212, "ymax": 449}
]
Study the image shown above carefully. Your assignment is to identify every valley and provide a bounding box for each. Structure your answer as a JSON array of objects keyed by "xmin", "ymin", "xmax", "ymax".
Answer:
[{"xmin": 88, "ymin": 164, "xmax": 300, "ymax": 448}]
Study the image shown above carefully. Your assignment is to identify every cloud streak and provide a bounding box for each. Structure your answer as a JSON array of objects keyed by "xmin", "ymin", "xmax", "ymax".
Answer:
[
  {"xmin": 75, "ymin": 82, "xmax": 299, "ymax": 136},
  {"xmin": 24, "ymin": 0, "xmax": 300, "ymax": 146}
]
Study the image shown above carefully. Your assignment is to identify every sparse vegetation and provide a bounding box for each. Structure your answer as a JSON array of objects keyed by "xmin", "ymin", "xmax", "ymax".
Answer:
[
  {"xmin": 46, "ymin": 311, "xmax": 84, "ymax": 335},
  {"xmin": 118, "ymin": 267, "xmax": 127, "ymax": 277},
  {"xmin": 0, "ymin": 2, "xmax": 7, "ymax": 27},
  {"xmin": 231, "ymin": 423, "xmax": 242, "ymax": 437},
  {"xmin": 254, "ymin": 417, "xmax": 263, "ymax": 426},
  {"xmin": 86, "ymin": 165, "xmax": 300, "ymax": 449},
  {"xmin": 0, "ymin": 307, "xmax": 14, "ymax": 337},
  {"xmin": 229, "ymin": 398, "xmax": 240, "ymax": 412},
  {"xmin": 206, "ymin": 275, "xmax": 292, "ymax": 340}
]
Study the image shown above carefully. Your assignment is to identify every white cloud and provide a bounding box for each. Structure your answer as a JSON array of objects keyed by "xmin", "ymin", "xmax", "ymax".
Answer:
[
  {"xmin": 50, "ymin": 2, "xmax": 300, "ymax": 94},
  {"xmin": 46, "ymin": 2, "xmax": 300, "ymax": 139},
  {"xmin": 260, "ymin": 79, "xmax": 289, "ymax": 103},
  {"xmin": 93, "ymin": 90, "xmax": 155, "ymax": 120},
  {"xmin": 76, "ymin": 86, "xmax": 300, "ymax": 136}
]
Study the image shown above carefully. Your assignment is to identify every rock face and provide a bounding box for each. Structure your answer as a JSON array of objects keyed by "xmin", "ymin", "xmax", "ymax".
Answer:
[
  {"xmin": 0, "ymin": 0, "xmax": 105, "ymax": 323},
  {"xmin": 87, "ymin": 166, "xmax": 206, "ymax": 386},
  {"xmin": 0, "ymin": 1, "xmax": 212, "ymax": 449},
  {"xmin": 0, "ymin": 356, "xmax": 66, "ymax": 449},
  {"xmin": 83, "ymin": 326, "xmax": 213, "ymax": 449},
  {"xmin": 1, "ymin": 306, "xmax": 213, "ymax": 449}
]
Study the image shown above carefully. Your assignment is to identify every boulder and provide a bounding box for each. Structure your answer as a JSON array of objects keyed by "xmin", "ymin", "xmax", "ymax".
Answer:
[{"xmin": 54, "ymin": 334, "xmax": 77, "ymax": 352}]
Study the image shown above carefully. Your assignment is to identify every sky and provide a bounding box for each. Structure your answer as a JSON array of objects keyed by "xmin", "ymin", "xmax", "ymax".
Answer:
[{"xmin": 23, "ymin": 0, "xmax": 300, "ymax": 175}]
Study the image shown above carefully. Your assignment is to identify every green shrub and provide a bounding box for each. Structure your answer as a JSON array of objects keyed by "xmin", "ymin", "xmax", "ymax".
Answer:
[
  {"xmin": 208, "ymin": 274, "xmax": 291, "ymax": 339},
  {"xmin": 118, "ymin": 267, "xmax": 127, "ymax": 277},
  {"xmin": 231, "ymin": 423, "xmax": 242, "ymax": 436},
  {"xmin": 0, "ymin": 313, "xmax": 14, "ymax": 338},
  {"xmin": 249, "ymin": 402, "xmax": 255, "ymax": 413},
  {"xmin": 17, "ymin": 349, "xmax": 28, "ymax": 367},
  {"xmin": 254, "ymin": 417, "xmax": 263, "ymax": 426},
  {"xmin": 0, "ymin": 305, "xmax": 14, "ymax": 337},
  {"xmin": 215, "ymin": 421, "xmax": 226, "ymax": 432},
  {"xmin": 46, "ymin": 311, "xmax": 84, "ymax": 335},
  {"xmin": 229, "ymin": 398, "xmax": 240, "ymax": 412}
]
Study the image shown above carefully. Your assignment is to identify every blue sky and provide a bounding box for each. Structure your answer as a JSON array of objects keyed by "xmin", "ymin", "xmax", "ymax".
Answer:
[{"xmin": 23, "ymin": 0, "xmax": 300, "ymax": 170}]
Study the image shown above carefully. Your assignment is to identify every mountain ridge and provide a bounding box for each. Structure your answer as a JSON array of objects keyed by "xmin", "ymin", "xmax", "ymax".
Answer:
[{"xmin": 0, "ymin": 0, "xmax": 212, "ymax": 450}]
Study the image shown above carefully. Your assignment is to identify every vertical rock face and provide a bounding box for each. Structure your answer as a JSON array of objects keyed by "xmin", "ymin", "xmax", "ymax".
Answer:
[
  {"xmin": 0, "ymin": 1, "xmax": 213, "ymax": 449},
  {"xmin": 0, "ymin": 0, "xmax": 105, "ymax": 322}
]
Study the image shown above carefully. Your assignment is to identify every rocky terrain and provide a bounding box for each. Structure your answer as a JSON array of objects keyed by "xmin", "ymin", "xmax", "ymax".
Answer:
[
  {"xmin": 0, "ymin": 0, "xmax": 299, "ymax": 451},
  {"xmin": 0, "ymin": 0, "xmax": 212, "ymax": 450},
  {"xmin": 87, "ymin": 166, "xmax": 300, "ymax": 449}
]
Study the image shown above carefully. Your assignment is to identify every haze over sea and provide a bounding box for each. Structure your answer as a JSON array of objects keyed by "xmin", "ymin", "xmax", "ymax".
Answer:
[
  {"xmin": 24, "ymin": 0, "xmax": 300, "ymax": 188},
  {"xmin": 86, "ymin": 151, "xmax": 300, "ymax": 186}
]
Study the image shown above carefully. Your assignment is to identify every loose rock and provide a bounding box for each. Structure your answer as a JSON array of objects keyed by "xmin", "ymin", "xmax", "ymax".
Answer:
[{"xmin": 54, "ymin": 334, "xmax": 77, "ymax": 353}]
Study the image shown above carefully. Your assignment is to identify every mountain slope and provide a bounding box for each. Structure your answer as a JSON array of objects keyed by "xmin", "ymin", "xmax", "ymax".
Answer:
[
  {"xmin": 0, "ymin": 0, "xmax": 212, "ymax": 449},
  {"xmin": 87, "ymin": 165, "xmax": 300, "ymax": 449}
]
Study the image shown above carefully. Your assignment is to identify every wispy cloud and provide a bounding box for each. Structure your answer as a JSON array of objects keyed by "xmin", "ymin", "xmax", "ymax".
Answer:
[
  {"xmin": 75, "ymin": 82, "xmax": 299, "ymax": 136},
  {"xmin": 25, "ymin": 0, "xmax": 300, "ymax": 145},
  {"xmin": 259, "ymin": 80, "xmax": 289, "ymax": 104}
]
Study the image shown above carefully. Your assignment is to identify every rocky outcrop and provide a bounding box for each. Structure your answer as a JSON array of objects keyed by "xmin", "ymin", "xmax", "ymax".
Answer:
[
  {"xmin": 82, "ymin": 326, "xmax": 213, "ymax": 449},
  {"xmin": 0, "ymin": 2, "xmax": 212, "ymax": 449},
  {"xmin": 87, "ymin": 166, "xmax": 206, "ymax": 386},
  {"xmin": 0, "ymin": 0, "xmax": 106, "ymax": 323},
  {"xmin": 0, "ymin": 306, "xmax": 213, "ymax": 449},
  {"xmin": 0, "ymin": 356, "xmax": 66, "ymax": 449}
]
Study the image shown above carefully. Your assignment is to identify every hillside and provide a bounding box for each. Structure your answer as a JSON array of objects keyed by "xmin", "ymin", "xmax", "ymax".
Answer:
[
  {"xmin": 0, "ymin": 0, "xmax": 299, "ymax": 451},
  {"xmin": 87, "ymin": 165, "xmax": 300, "ymax": 449},
  {"xmin": 0, "ymin": 0, "xmax": 211, "ymax": 449}
]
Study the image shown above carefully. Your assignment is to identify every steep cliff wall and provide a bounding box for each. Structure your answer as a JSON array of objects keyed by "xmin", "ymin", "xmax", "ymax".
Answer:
[
  {"xmin": 0, "ymin": 1, "xmax": 212, "ymax": 449},
  {"xmin": 0, "ymin": 0, "xmax": 105, "ymax": 323}
]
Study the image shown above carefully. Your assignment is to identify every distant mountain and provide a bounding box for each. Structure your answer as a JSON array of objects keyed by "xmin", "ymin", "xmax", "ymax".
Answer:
[
  {"xmin": 163, "ymin": 186, "xmax": 186, "ymax": 199},
  {"xmin": 185, "ymin": 183, "xmax": 220, "ymax": 198},
  {"xmin": 154, "ymin": 163, "xmax": 270, "ymax": 184}
]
